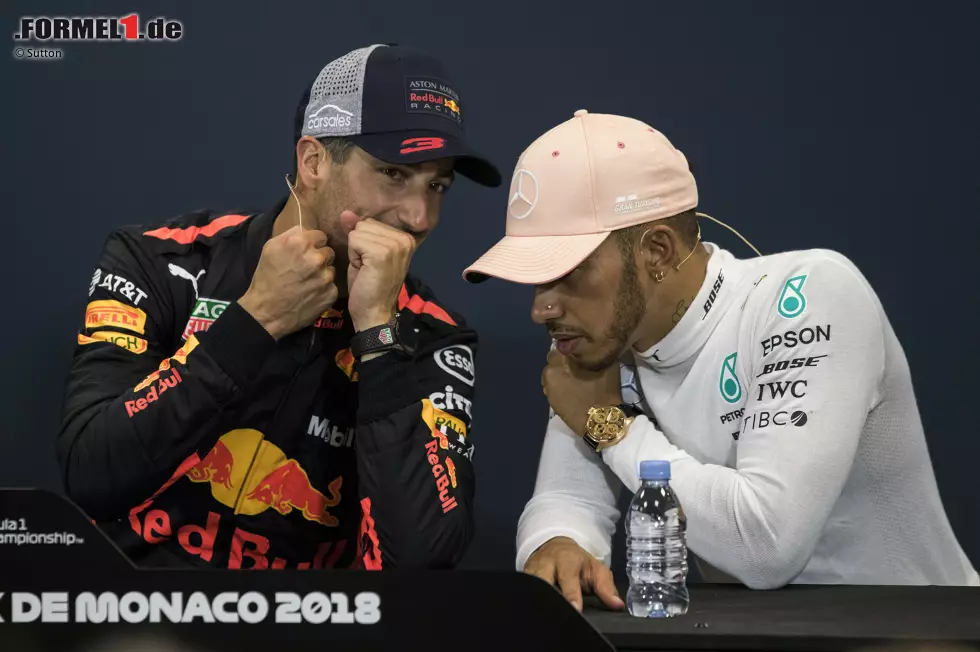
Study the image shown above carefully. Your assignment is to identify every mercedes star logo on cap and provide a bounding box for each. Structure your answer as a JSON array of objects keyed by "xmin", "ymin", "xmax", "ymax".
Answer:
[{"xmin": 508, "ymin": 169, "xmax": 539, "ymax": 220}]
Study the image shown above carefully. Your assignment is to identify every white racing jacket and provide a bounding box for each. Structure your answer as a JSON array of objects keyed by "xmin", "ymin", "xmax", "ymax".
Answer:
[{"xmin": 517, "ymin": 243, "xmax": 979, "ymax": 588}]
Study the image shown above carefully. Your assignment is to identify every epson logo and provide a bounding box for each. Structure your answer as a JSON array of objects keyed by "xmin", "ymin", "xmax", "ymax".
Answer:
[
  {"xmin": 434, "ymin": 345, "xmax": 475, "ymax": 386},
  {"xmin": 760, "ymin": 325, "xmax": 831, "ymax": 357}
]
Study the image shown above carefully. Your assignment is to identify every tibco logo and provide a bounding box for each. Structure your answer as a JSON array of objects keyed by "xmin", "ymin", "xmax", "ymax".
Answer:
[{"xmin": 739, "ymin": 409, "xmax": 809, "ymax": 435}]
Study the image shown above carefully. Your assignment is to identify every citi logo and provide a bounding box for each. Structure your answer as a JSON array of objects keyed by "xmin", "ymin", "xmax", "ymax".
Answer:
[{"xmin": 614, "ymin": 194, "xmax": 660, "ymax": 214}]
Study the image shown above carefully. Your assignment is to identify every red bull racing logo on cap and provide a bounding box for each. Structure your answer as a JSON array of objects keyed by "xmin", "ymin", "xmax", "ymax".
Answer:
[{"xmin": 406, "ymin": 77, "xmax": 462, "ymax": 125}]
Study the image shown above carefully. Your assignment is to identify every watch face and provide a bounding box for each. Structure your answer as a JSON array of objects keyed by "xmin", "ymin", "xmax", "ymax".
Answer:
[{"xmin": 587, "ymin": 407, "xmax": 626, "ymax": 442}]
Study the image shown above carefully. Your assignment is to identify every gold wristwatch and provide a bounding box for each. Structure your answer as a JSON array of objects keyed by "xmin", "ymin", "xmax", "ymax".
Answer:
[{"xmin": 583, "ymin": 403, "xmax": 643, "ymax": 452}]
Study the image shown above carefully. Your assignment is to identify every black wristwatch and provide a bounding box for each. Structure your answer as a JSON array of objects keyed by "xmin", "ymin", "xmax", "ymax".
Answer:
[{"xmin": 349, "ymin": 314, "xmax": 416, "ymax": 359}]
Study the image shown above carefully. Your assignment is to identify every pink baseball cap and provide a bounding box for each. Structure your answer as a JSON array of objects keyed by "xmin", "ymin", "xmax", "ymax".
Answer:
[{"xmin": 463, "ymin": 109, "xmax": 698, "ymax": 285}]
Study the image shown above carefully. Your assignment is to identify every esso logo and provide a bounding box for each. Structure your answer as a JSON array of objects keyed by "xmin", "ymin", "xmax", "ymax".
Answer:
[{"xmin": 434, "ymin": 345, "xmax": 475, "ymax": 386}]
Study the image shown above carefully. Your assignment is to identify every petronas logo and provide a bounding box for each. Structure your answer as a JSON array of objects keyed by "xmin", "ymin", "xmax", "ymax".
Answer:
[
  {"xmin": 777, "ymin": 274, "xmax": 808, "ymax": 319},
  {"xmin": 719, "ymin": 353, "xmax": 742, "ymax": 404}
]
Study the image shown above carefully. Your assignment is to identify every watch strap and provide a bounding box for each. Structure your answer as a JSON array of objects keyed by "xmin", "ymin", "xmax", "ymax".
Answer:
[{"xmin": 350, "ymin": 320, "xmax": 400, "ymax": 358}]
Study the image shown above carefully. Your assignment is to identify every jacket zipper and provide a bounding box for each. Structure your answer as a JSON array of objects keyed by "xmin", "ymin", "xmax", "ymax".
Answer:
[{"xmin": 232, "ymin": 328, "xmax": 318, "ymax": 514}]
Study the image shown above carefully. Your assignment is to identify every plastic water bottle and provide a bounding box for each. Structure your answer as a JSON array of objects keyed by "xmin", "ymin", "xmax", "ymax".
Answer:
[{"xmin": 626, "ymin": 460, "xmax": 689, "ymax": 618}]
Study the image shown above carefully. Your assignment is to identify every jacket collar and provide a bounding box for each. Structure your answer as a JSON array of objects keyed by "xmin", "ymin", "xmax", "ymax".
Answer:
[{"xmin": 244, "ymin": 195, "xmax": 287, "ymax": 279}]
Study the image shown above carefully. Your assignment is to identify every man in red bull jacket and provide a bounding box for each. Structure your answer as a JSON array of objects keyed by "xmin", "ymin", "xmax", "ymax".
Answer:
[{"xmin": 57, "ymin": 44, "xmax": 499, "ymax": 570}]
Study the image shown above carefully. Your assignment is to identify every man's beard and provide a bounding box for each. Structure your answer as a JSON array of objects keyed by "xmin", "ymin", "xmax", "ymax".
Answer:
[{"xmin": 579, "ymin": 261, "xmax": 647, "ymax": 372}]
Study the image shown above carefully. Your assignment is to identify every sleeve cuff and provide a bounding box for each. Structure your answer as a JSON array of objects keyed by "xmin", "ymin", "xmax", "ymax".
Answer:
[
  {"xmin": 516, "ymin": 526, "xmax": 612, "ymax": 571},
  {"xmin": 196, "ymin": 301, "xmax": 277, "ymax": 392}
]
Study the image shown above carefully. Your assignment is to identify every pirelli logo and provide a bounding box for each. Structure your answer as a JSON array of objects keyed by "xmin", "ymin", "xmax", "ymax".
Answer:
[
  {"xmin": 78, "ymin": 330, "xmax": 148, "ymax": 354},
  {"xmin": 85, "ymin": 299, "xmax": 147, "ymax": 335}
]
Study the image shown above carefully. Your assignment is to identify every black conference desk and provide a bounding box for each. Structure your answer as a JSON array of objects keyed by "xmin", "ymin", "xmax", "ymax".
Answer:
[{"xmin": 583, "ymin": 584, "xmax": 980, "ymax": 651}]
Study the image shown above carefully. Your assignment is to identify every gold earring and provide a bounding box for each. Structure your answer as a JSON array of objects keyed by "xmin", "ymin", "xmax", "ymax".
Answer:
[{"xmin": 654, "ymin": 271, "xmax": 665, "ymax": 283}]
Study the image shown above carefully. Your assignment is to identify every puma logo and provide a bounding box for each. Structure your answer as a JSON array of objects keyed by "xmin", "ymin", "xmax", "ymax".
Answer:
[{"xmin": 168, "ymin": 263, "xmax": 206, "ymax": 299}]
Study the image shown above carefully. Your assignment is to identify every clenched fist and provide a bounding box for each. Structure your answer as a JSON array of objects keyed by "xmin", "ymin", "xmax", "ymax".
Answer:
[
  {"xmin": 238, "ymin": 226, "xmax": 338, "ymax": 340},
  {"xmin": 524, "ymin": 536, "xmax": 624, "ymax": 612},
  {"xmin": 543, "ymin": 350, "xmax": 623, "ymax": 436},
  {"xmin": 344, "ymin": 215, "xmax": 416, "ymax": 332}
]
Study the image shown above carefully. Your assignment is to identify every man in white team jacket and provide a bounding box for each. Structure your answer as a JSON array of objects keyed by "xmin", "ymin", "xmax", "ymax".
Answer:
[{"xmin": 463, "ymin": 109, "xmax": 979, "ymax": 610}]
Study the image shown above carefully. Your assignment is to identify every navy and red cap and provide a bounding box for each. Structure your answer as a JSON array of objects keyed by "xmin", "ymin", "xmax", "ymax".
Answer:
[{"xmin": 293, "ymin": 43, "xmax": 501, "ymax": 188}]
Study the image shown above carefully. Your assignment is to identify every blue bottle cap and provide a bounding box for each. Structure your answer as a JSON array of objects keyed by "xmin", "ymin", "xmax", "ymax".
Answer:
[{"xmin": 639, "ymin": 460, "xmax": 670, "ymax": 481}]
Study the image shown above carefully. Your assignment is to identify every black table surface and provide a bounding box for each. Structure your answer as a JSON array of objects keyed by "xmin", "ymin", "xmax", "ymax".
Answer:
[{"xmin": 583, "ymin": 584, "xmax": 980, "ymax": 651}]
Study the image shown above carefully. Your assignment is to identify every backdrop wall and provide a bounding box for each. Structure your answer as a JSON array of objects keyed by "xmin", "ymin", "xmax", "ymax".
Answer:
[{"xmin": 5, "ymin": 0, "xmax": 978, "ymax": 573}]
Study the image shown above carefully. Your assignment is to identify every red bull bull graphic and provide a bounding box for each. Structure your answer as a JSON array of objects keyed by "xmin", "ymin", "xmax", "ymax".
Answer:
[
  {"xmin": 186, "ymin": 439, "xmax": 235, "ymax": 490},
  {"xmin": 446, "ymin": 457, "xmax": 457, "ymax": 489},
  {"xmin": 245, "ymin": 461, "xmax": 343, "ymax": 527},
  {"xmin": 133, "ymin": 335, "xmax": 199, "ymax": 392},
  {"xmin": 185, "ymin": 429, "xmax": 343, "ymax": 528},
  {"xmin": 335, "ymin": 347, "xmax": 358, "ymax": 381},
  {"xmin": 354, "ymin": 497, "xmax": 382, "ymax": 570}
]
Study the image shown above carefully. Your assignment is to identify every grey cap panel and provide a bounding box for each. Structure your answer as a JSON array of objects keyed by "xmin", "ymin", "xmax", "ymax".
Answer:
[{"xmin": 301, "ymin": 43, "xmax": 385, "ymax": 139}]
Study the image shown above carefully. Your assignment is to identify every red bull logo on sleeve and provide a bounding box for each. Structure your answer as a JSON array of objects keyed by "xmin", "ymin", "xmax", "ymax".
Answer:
[
  {"xmin": 421, "ymin": 399, "xmax": 458, "ymax": 513},
  {"xmin": 313, "ymin": 308, "xmax": 344, "ymax": 329},
  {"xmin": 133, "ymin": 335, "xmax": 199, "ymax": 393}
]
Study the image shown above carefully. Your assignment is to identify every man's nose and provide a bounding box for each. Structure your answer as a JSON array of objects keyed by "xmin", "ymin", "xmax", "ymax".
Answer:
[
  {"xmin": 397, "ymin": 195, "xmax": 431, "ymax": 234},
  {"xmin": 531, "ymin": 287, "xmax": 562, "ymax": 324}
]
